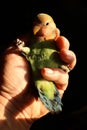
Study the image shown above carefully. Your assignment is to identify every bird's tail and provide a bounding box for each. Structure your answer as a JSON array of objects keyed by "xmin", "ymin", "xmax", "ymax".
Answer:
[{"xmin": 36, "ymin": 80, "xmax": 63, "ymax": 114}]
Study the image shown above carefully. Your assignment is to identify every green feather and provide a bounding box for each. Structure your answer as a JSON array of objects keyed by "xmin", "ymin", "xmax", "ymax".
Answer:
[{"xmin": 18, "ymin": 39, "xmax": 67, "ymax": 113}]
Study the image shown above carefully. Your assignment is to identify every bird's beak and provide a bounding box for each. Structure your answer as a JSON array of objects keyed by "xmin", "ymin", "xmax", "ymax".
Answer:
[{"xmin": 33, "ymin": 25, "xmax": 41, "ymax": 35}]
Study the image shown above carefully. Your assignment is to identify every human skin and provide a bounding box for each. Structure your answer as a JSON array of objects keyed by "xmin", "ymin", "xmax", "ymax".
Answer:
[{"xmin": 0, "ymin": 33, "xmax": 76, "ymax": 130}]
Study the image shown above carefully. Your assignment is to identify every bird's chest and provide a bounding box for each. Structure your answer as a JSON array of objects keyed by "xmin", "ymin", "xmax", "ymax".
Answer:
[
  {"xmin": 30, "ymin": 48, "xmax": 52, "ymax": 61},
  {"xmin": 29, "ymin": 41, "xmax": 57, "ymax": 69}
]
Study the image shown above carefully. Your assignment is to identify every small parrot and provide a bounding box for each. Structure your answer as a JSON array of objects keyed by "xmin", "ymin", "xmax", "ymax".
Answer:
[{"xmin": 16, "ymin": 13, "xmax": 69, "ymax": 113}]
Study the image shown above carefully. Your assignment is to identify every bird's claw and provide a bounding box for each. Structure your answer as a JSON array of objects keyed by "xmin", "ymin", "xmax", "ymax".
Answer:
[
  {"xmin": 16, "ymin": 38, "xmax": 25, "ymax": 46},
  {"xmin": 16, "ymin": 38, "xmax": 25, "ymax": 50}
]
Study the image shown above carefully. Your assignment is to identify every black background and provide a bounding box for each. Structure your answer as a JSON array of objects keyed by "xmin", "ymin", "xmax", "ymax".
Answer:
[{"xmin": 0, "ymin": 0, "xmax": 87, "ymax": 129}]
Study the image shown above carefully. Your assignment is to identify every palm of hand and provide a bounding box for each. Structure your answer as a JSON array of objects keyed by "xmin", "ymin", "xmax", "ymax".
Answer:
[{"xmin": 0, "ymin": 48, "xmax": 49, "ymax": 130}]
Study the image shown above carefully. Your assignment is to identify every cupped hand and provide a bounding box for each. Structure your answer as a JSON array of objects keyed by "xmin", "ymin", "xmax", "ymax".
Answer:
[{"xmin": 0, "ymin": 34, "xmax": 76, "ymax": 130}]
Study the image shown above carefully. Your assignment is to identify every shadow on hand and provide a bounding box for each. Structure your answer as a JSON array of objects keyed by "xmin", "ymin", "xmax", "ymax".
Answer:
[{"xmin": 0, "ymin": 46, "xmax": 39, "ymax": 129}]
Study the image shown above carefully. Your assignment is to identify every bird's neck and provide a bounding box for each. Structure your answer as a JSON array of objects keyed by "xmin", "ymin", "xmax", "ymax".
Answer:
[{"xmin": 33, "ymin": 33, "xmax": 56, "ymax": 42}]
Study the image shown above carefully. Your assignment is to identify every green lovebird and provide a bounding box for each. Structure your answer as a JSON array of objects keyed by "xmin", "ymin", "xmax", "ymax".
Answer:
[{"xmin": 16, "ymin": 13, "xmax": 69, "ymax": 113}]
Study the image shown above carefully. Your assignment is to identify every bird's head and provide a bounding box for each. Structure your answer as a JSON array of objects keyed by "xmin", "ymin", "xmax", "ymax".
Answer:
[{"xmin": 33, "ymin": 13, "xmax": 60, "ymax": 41}]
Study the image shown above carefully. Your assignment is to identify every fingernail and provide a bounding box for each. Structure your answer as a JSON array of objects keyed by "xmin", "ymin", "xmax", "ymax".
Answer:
[{"xmin": 45, "ymin": 68, "xmax": 53, "ymax": 74}]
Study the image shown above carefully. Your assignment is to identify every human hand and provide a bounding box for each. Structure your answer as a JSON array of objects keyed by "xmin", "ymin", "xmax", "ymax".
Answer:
[{"xmin": 0, "ymin": 33, "xmax": 76, "ymax": 130}]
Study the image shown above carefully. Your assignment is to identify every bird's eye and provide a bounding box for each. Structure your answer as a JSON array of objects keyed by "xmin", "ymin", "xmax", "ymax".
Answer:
[{"xmin": 46, "ymin": 22, "xmax": 49, "ymax": 26}]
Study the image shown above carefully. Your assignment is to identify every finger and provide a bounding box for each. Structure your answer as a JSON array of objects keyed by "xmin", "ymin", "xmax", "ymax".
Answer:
[
  {"xmin": 55, "ymin": 84, "xmax": 68, "ymax": 97},
  {"xmin": 41, "ymin": 68, "xmax": 69, "ymax": 85},
  {"xmin": 59, "ymin": 49, "xmax": 77, "ymax": 70},
  {"xmin": 55, "ymin": 28, "xmax": 60, "ymax": 40},
  {"xmin": 56, "ymin": 36, "xmax": 70, "ymax": 50}
]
